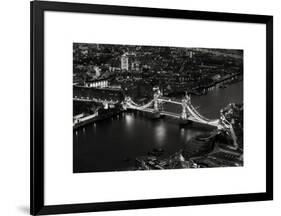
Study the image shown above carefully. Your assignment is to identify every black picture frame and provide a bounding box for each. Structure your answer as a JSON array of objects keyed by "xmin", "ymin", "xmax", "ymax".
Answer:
[{"xmin": 30, "ymin": 1, "xmax": 273, "ymax": 215}]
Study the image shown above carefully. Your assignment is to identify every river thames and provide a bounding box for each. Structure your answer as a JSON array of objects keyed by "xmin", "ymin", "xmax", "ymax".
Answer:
[{"xmin": 73, "ymin": 81, "xmax": 243, "ymax": 173}]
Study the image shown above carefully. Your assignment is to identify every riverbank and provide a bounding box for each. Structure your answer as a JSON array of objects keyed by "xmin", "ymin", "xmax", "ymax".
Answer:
[{"xmin": 73, "ymin": 108, "xmax": 122, "ymax": 130}]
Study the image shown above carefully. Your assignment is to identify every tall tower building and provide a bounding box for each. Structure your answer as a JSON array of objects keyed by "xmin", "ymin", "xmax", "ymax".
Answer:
[{"xmin": 121, "ymin": 53, "xmax": 129, "ymax": 71}]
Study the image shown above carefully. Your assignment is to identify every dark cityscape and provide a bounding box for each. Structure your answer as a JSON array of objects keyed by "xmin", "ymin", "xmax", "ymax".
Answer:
[{"xmin": 73, "ymin": 43, "xmax": 243, "ymax": 173}]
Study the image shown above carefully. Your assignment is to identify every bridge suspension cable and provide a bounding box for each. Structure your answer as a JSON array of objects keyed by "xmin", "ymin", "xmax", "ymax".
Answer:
[
  {"xmin": 125, "ymin": 97, "xmax": 154, "ymax": 110},
  {"xmin": 185, "ymin": 103, "xmax": 219, "ymax": 126}
]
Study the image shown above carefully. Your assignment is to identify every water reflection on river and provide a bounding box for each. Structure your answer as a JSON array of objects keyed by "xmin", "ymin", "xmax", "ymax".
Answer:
[{"xmin": 73, "ymin": 82, "xmax": 243, "ymax": 173}]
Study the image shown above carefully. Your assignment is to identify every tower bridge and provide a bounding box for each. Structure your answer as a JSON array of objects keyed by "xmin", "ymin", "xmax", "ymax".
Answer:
[{"xmin": 73, "ymin": 87, "xmax": 238, "ymax": 149}]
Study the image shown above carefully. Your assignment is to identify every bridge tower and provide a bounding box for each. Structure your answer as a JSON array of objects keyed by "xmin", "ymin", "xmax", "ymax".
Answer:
[
  {"xmin": 181, "ymin": 105, "xmax": 188, "ymax": 119},
  {"xmin": 180, "ymin": 93, "xmax": 192, "ymax": 120},
  {"xmin": 151, "ymin": 87, "xmax": 161, "ymax": 119},
  {"xmin": 178, "ymin": 96, "xmax": 191, "ymax": 126},
  {"xmin": 185, "ymin": 93, "xmax": 191, "ymax": 105},
  {"xmin": 181, "ymin": 98, "xmax": 188, "ymax": 120},
  {"xmin": 153, "ymin": 87, "xmax": 161, "ymax": 112},
  {"xmin": 153, "ymin": 98, "xmax": 159, "ymax": 111},
  {"xmin": 103, "ymin": 101, "xmax": 109, "ymax": 109},
  {"xmin": 122, "ymin": 97, "xmax": 130, "ymax": 110},
  {"xmin": 218, "ymin": 111, "xmax": 239, "ymax": 150}
]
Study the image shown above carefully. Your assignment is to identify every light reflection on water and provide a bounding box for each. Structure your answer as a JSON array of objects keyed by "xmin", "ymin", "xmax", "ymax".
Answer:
[
  {"xmin": 124, "ymin": 114, "xmax": 134, "ymax": 133},
  {"xmin": 154, "ymin": 122, "xmax": 166, "ymax": 147}
]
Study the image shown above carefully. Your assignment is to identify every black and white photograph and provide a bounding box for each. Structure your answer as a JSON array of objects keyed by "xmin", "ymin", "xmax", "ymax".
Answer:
[
  {"xmin": 73, "ymin": 43, "xmax": 244, "ymax": 173},
  {"xmin": 27, "ymin": 1, "xmax": 273, "ymax": 215}
]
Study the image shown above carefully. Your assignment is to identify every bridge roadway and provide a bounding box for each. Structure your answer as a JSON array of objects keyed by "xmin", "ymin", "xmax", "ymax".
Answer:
[
  {"xmin": 130, "ymin": 107, "xmax": 181, "ymax": 119},
  {"xmin": 158, "ymin": 96, "xmax": 182, "ymax": 105},
  {"xmin": 127, "ymin": 106, "xmax": 216, "ymax": 127}
]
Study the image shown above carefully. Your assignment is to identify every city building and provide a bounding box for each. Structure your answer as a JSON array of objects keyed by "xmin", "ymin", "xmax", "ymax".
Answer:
[
  {"xmin": 85, "ymin": 78, "xmax": 109, "ymax": 88},
  {"xmin": 120, "ymin": 52, "xmax": 139, "ymax": 72},
  {"xmin": 121, "ymin": 53, "xmax": 129, "ymax": 70}
]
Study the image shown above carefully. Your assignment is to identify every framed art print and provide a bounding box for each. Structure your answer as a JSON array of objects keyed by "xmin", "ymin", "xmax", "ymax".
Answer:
[{"xmin": 30, "ymin": 1, "xmax": 273, "ymax": 215}]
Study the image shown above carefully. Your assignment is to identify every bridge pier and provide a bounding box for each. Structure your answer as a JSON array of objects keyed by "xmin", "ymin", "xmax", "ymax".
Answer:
[
  {"xmin": 151, "ymin": 93, "xmax": 162, "ymax": 119},
  {"xmin": 179, "ymin": 119, "xmax": 191, "ymax": 126},
  {"xmin": 181, "ymin": 105, "xmax": 188, "ymax": 120},
  {"xmin": 103, "ymin": 101, "xmax": 109, "ymax": 109},
  {"xmin": 122, "ymin": 104, "xmax": 127, "ymax": 110},
  {"xmin": 151, "ymin": 110, "xmax": 161, "ymax": 119},
  {"xmin": 153, "ymin": 101, "xmax": 159, "ymax": 112}
]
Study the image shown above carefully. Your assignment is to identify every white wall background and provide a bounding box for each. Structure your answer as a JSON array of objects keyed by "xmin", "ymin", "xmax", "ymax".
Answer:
[{"xmin": 0, "ymin": 0, "xmax": 279, "ymax": 215}]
